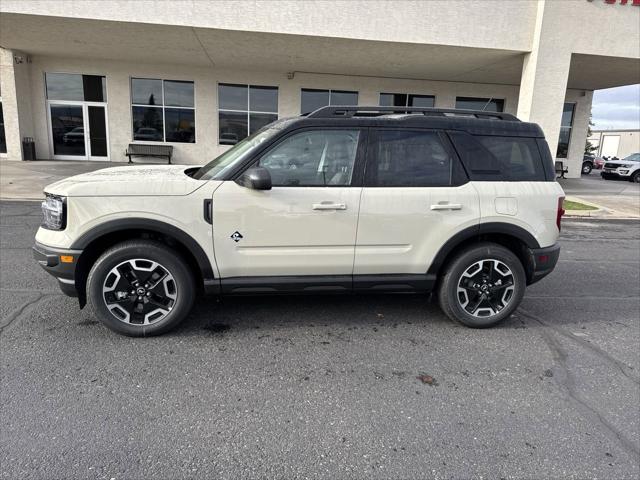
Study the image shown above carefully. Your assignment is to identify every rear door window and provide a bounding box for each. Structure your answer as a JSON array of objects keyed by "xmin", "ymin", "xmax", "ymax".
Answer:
[
  {"xmin": 366, "ymin": 130, "xmax": 461, "ymax": 187},
  {"xmin": 448, "ymin": 131, "xmax": 546, "ymax": 181}
]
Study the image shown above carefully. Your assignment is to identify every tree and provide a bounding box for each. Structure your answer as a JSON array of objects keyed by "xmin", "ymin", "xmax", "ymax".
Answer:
[{"xmin": 584, "ymin": 115, "xmax": 597, "ymax": 155}]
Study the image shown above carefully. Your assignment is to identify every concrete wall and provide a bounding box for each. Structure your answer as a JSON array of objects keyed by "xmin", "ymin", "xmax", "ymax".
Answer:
[
  {"xmin": 0, "ymin": 0, "xmax": 538, "ymax": 52},
  {"xmin": 25, "ymin": 54, "xmax": 520, "ymax": 164},
  {"xmin": 589, "ymin": 130, "xmax": 640, "ymax": 159}
]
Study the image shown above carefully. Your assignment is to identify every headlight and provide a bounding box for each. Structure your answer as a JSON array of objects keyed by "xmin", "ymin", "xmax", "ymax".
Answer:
[
  {"xmin": 41, "ymin": 194, "xmax": 66, "ymax": 230},
  {"xmin": 621, "ymin": 164, "xmax": 633, "ymax": 168}
]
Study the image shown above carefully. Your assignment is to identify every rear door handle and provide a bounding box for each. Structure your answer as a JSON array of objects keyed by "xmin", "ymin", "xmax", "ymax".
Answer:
[
  {"xmin": 313, "ymin": 202, "xmax": 347, "ymax": 210},
  {"xmin": 430, "ymin": 203, "xmax": 462, "ymax": 211}
]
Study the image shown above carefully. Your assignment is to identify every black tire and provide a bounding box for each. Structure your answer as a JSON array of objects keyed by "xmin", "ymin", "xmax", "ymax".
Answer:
[
  {"xmin": 87, "ymin": 240, "xmax": 196, "ymax": 336},
  {"xmin": 581, "ymin": 162, "xmax": 592, "ymax": 175},
  {"xmin": 631, "ymin": 171, "xmax": 640, "ymax": 183},
  {"xmin": 437, "ymin": 242, "xmax": 526, "ymax": 328}
]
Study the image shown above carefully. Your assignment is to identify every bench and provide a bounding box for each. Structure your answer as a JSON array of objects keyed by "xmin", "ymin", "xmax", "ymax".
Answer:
[
  {"xmin": 126, "ymin": 144, "xmax": 173, "ymax": 164},
  {"xmin": 555, "ymin": 160, "xmax": 568, "ymax": 179}
]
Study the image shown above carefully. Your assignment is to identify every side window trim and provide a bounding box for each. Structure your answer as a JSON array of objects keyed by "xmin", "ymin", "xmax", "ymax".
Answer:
[
  {"xmin": 238, "ymin": 127, "xmax": 368, "ymax": 188},
  {"xmin": 364, "ymin": 127, "xmax": 466, "ymax": 188}
]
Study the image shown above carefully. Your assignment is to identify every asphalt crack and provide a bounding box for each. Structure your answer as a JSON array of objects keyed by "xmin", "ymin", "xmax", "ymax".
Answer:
[
  {"xmin": 0, "ymin": 293, "xmax": 53, "ymax": 333},
  {"xmin": 520, "ymin": 308, "xmax": 640, "ymax": 459}
]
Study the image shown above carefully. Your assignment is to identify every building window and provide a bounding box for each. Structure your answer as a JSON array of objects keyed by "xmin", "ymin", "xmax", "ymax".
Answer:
[
  {"xmin": 46, "ymin": 73, "xmax": 107, "ymax": 102},
  {"xmin": 0, "ymin": 99, "xmax": 6, "ymax": 154},
  {"xmin": 556, "ymin": 102, "xmax": 575, "ymax": 159},
  {"xmin": 379, "ymin": 93, "xmax": 435, "ymax": 109},
  {"xmin": 301, "ymin": 89, "xmax": 358, "ymax": 115},
  {"xmin": 131, "ymin": 78, "xmax": 195, "ymax": 143},
  {"xmin": 455, "ymin": 97, "xmax": 504, "ymax": 112},
  {"xmin": 218, "ymin": 84, "xmax": 278, "ymax": 145}
]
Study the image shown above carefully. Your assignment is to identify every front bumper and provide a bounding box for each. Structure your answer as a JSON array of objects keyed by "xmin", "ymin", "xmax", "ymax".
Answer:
[
  {"xmin": 527, "ymin": 243, "xmax": 560, "ymax": 285},
  {"xmin": 601, "ymin": 169, "xmax": 631, "ymax": 179},
  {"xmin": 33, "ymin": 242, "xmax": 82, "ymax": 297}
]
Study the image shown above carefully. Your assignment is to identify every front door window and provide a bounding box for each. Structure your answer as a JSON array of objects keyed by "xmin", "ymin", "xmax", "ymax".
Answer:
[{"xmin": 258, "ymin": 130, "xmax": 360, "ymax": 186}]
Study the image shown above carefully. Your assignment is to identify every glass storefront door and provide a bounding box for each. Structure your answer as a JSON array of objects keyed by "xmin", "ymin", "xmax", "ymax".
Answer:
[
  {"xmin": 48, "ymin": 103, "xmax": 109, "ymax": 160},
  {"xmin": 45, "ymin": 73, "xmax": 109, "ymax": 161}
]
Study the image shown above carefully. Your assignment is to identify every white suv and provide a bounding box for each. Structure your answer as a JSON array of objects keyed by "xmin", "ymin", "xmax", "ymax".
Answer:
[
  {"xmin": 601, "ymin": 153, "xmax": 640, "ymax": 182},
  {"xmin": 34, "ymin": 106, "xmax": 565, "ymax": 336}
]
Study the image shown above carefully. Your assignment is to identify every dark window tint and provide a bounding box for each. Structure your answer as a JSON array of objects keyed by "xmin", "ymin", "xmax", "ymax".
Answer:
[
  {"xmin": 369, "ymin": 130, "xmax": 452, "ymax": 187},
  {"xmin": 164, "ymin": 80, "xmax": 194, "ymax": 107},
  {"xmin": 556, "ymin": 103, "xmax": 575, "ymax": 158},
  {"xmin": 165, "ymin": 108, "xmax": 195, "ymax": 143},
  {"xmin": 301, "ymin": 89, "xmax": 330, "ymax": 114},
  {"xmin": 301, "ymin": 89, "xmax": 358, "ymax": 114},
  {"xmin": 46, "ymin": 73, "xmax": 107, "ymax": 102},
  {"xmin": 219, "ymin": 111, "xmax": 247, "ymax": 145},
  {"xmin": 409, "ymin": 95, "xmax": 435, "ymax": 107},
  {"xmin": 0, "ymin": 102, "xmax": 6, "ymax": 154},
  {"xmin": 249, "ymin": 86, "xmax": 278, "ymax": 112},
  {"xmin": 380, "ymin": 93, "xmax": 435, "ymax": 109},
  {"xmin": 132, "ymin": 106, "xmax": 164, "ymax": 142},
  {"xmin": 477, "ymin": 136, "xmax": 545, "ymax": 181},
  {"xmin": 455, "ymin": 97, "xmax": 504, "ymax": 112},
  {"xmin": 131, "ymin": 78, "xmax": 162, "ymax": 105},
  {"xmin": 218, "ymin": 84, "xmax": 278, "ymax": 144},
  {"xmin": 449, "ymin": 131, "xmax": 546, "ymax": 181},
  {"xmin": 219, "ymin": 84, "xmax": 247, "ymax": 110},
  {"xmin": 259, "ymin": 130, "xmax": 360, "ymax": 186},
  {"xmin": 249, "ymin": 113, "xmax": 278, "ymax": 135},
  {"xmin": 82, "ymin": 75, "xmax": 106, "ymax": 102},
  {"xmin": 330, "ymin": 90, "xmax": 358, "ymax": 106}
]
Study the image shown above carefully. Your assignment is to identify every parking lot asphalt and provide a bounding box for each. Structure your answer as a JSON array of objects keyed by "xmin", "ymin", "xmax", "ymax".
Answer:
[{"xmin": 1, "ymin": 200, "xmax": 639, "ymax": 480}]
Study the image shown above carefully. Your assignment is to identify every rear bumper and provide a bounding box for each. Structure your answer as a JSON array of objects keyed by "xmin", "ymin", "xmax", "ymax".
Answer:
[
  {"xmin": 527, "ymin": 243, "xmax": 560, "ymax": 285},
  {"xmin": 33, "ymin": 242, "xmax": 82, "ymax": 297}
]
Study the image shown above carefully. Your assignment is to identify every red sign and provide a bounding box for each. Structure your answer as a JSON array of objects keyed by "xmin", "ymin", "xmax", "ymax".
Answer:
[{"xmin": 602, "ymin": 0, "xmax": 640, "ymax": 5}]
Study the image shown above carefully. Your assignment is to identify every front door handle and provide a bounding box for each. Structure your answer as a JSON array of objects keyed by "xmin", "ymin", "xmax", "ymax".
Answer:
[
  {"xmin": 430, "ymin": 203, "xmax": 462, "ymax": 211},
  {"xmin": 313, "ymin": 202, "xmax": 347, "ymax": 210}
]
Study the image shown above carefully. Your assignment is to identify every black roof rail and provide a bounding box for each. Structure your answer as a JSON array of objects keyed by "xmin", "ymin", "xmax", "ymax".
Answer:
[{"xmin": 306, "ymin": 105, "xmax": 520, "ymax": 122}]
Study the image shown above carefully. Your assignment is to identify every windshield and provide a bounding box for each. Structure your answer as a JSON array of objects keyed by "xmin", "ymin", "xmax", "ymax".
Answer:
[
  {"xmin": 193, "ymin": 127, "xmax": 280, "ymax": 180},
  {"xmin": 623, "ymin": 153, "xmax": 640, "ymax": 162}
]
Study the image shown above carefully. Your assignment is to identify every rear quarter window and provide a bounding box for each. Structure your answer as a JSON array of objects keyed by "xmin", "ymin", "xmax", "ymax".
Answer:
[{"xmin": 449, "ymin": 131, "xmax": 547, "ymax": 181}]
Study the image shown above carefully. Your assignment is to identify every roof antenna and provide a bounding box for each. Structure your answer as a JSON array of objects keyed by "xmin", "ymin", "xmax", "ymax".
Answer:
[{"xmin": 481, "ymin": 98, "xmax": 493, "ymax": 111}]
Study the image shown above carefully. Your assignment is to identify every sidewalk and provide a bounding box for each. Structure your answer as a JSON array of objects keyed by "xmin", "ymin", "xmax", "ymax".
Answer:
[
  {"xmin": 559, "ymin": 175, "xmax": 640, "ymax": 220},
  {"xmin": 1, "ymin": 159, "xmax": 137, "ymax": 200}
]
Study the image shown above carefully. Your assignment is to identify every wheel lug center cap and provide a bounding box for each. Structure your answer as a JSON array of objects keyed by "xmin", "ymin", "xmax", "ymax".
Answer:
[{"xmin": 136, "ymin": 287, "xmax": 146, "ymax": 295}]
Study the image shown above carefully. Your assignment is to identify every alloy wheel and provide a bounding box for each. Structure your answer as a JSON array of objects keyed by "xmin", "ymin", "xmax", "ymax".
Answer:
[
  {"xmin": 456, "ymin": 259, "xmax": 515, "ymax": 318},
  {"xmin": 102, "ymin": 259, "xmax": 177, "ymax": 325}
]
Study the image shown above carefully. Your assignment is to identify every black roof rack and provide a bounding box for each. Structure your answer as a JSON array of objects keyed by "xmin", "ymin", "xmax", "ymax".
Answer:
[{"xmin": 307, "ymin": 105, "xmax": 520, "ymax": 122}]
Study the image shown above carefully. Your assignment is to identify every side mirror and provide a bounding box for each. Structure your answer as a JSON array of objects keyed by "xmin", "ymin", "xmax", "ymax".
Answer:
[{"xmin": 236, "ymin": 166, "xmax": 272, "ymax": 190}]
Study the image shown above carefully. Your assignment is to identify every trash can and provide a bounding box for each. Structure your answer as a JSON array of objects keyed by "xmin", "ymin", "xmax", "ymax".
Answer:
[{"xmin": 22, "ymin": 137, "xmax": 36, "ymax": 161}]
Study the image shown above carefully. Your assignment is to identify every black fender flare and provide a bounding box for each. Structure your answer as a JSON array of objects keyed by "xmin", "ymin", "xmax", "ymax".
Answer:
[
  {"xmin": 71, "ymin": 218, "xmax": 215, "ymax": 281},
  {"xmin": 427, "ymin": 222, "xmax": 540, "ymax": 276}
]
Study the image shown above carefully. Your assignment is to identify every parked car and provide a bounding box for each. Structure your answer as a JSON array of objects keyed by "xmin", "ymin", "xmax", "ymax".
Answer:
[
  {"xmin": 63, "ymin": 127, "xmax": 84, "ymax": 144},
  {"xmin": 601, "ymin": 152, "xmax": 640, "ymax": 182},
  {"xmin": 594, "ymin": 156, "xmax": 605, "ymax": 169},
  {"xmin": 34, "ymin": 106, "xmax": 564, "ymax": 336},
  {"xmin": 582, "ymin": 155, "xmax": 594, "ymax": 175}
]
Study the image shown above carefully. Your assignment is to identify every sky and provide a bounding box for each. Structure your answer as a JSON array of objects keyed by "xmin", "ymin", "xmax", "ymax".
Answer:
[{"xmin": 591, "ymin": 84, "xmax": 640, "ymax": 131}]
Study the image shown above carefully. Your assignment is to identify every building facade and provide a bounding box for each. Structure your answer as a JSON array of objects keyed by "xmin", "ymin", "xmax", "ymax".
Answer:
[
  {"xmin": 0, "ymin": 0, "xmax": 638, "ymax": 178},
  {"xmin": 588, "ymin": 129, "xmax": 640, "ymax": 159}
]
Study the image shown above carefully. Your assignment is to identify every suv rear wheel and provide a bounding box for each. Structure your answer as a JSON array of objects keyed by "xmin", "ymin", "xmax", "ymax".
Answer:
[
  {"xmin": 437, "ymin": 243, "xmax": 526, "ymax": 328},
  {"xmin": 582, "ymin": 162, "xmax": 593, "ymax": 175},
  {"xmin": 87, "ymin": 240, "xmax": 195, "ymax": 336}
]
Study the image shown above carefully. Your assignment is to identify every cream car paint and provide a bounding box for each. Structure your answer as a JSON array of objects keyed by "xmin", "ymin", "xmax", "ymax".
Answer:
[
  {"xmin": 211, "ymin": 181, "xmax": 362, "ymax": 277},
  {"xmin": 353, "ymin": 183, "xmax": 481, "ymax": 275},
  {"xmin": 473, "ymin": 181, "xmax": 564, "ymax": 248}
]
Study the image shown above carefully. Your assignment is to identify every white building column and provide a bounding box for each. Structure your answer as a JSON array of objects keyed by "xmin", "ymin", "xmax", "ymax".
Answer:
[
  {"xmin": 0, "ymin": 48, "xmax": 34, "ymax": 161},
  {"xmin": 564, "ymin": 89, "xmax": 594, "ymax": 177}
]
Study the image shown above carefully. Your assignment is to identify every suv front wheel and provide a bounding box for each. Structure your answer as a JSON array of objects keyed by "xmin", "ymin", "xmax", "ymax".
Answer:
[
  {"xmin": 87, "ymin": 240, "xmax": 195, "ymax": 336},
  {"xmin": 437, "ymin": 243, "xmax": 526, "ymax": 328}
]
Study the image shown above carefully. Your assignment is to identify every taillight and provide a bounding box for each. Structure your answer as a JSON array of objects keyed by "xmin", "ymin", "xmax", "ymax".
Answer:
[{"xmin": 556, "ymin": 196, "xmax": 565, "ymax": 231}]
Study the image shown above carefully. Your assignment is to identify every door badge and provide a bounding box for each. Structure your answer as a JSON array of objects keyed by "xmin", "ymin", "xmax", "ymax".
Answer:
[{"xmin": 230, "ymin": 231, "xmax": 244, "ymax": 242}]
